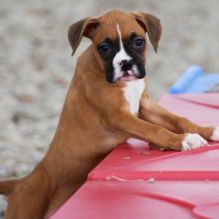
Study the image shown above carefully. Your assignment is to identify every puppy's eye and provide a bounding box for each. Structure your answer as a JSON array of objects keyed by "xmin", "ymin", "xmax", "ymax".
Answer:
[
  {"xmin": 132, "ymin": 37, "xmax": 145, "ymax": 49},
  {"xmin": 98, "ymin": 43, "xmax": 111, "ymax": 55}
]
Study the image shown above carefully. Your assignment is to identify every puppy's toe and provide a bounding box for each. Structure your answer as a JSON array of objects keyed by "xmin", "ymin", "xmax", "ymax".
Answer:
[
  {"xmin": 182, "ymin": 133, "xmax": 208, "ymax": 151},
  {"xmin": 210, "ymin": 126, "xmax": 219, "ymax": 141}
]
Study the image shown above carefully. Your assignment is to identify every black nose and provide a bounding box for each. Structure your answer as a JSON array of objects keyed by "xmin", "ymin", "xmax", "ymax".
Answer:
[{"xmin": 121, "ymin": 60, "xmax": 133, "ymax": 72}]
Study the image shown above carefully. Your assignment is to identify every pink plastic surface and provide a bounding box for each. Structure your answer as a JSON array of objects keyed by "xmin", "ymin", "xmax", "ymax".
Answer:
[
  {"xmin": 158, "ymin": 94, "xmax": 219, "ymax": 126},
  {"xmin": 50, "ymin": 94, "xmax": 219, "ymax": 219},
  {"xmin": 52, "ymin": 181, "xmax": 219, "ymax": 219}
]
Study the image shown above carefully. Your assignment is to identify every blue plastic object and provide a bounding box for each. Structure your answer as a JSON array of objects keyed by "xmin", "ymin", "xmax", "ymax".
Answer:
[{"xmin": 169, "ymin": 65, "xmax": 219, "ymax": 94}]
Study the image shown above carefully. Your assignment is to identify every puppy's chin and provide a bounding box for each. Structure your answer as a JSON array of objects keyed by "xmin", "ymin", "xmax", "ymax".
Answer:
[
  {"xmin": 118, "ymin": 75, "xmax": 137, "ymax": 82},
  {"xmin": 116, "ymin": 73, "xmax": 145, "ymax": 82},
  {"xmin": 107, "ymin": 73, "xmax": 146, "ymax": 83}
]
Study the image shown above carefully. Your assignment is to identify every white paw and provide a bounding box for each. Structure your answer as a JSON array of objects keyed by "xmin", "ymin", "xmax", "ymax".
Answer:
[
  {"xmin": 210, "ymin": 126, "xmax": 219, "ymax": 141},
  {"xmin": 182, "ymin": 133, "xmax": 208, "ymax": 151}
]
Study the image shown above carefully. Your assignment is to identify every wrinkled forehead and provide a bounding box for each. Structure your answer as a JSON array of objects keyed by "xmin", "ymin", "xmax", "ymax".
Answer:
[{"xmin": 93, "ymin": 11, "xmax": 146, "ymax": 43}]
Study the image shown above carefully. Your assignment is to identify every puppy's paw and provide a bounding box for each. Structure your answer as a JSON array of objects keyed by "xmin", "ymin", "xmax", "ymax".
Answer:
[
  {"xmin": 210, "ymin": 126, "xmax": 219, "ymax": 141},
  {"xmin": 182, "ymin": 133, "xmax": 208, "ymax": 151}
]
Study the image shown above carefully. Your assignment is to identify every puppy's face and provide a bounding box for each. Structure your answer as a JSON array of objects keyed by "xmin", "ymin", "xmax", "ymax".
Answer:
[
  {"xmin": 94, "ymin": 17, "xmax": 147, "ymax": 83},
  {"xmin": 68, "ymin": 10, "xmax": 162, "ymax": 83}
]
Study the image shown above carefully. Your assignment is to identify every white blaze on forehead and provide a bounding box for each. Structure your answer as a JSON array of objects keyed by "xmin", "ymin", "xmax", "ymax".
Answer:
[
  {"xmin": 116, "ymin": 23, "xmax": 131, "ymax": 60},
  {"xmin": 112, "ymin": 24, "xmax": 132, "ymax": 81}
]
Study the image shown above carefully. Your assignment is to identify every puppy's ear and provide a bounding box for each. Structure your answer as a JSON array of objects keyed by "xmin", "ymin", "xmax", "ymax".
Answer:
[
  {"xmin": 132, "ymin": 12, "xmax": 162, "ymax": 53},
  {"xmin": 68, "ymin": 17, "xmax": 99, "ymax": 55}
]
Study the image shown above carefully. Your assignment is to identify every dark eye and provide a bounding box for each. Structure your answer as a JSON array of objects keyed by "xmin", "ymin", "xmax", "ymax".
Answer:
[
  {"xmin": 98, "ymin": 43, "xmax": 111, "ymax": 55},
  {"xmin": 132, "ymin": 37, "xmax": 145, "ymax": 49}
]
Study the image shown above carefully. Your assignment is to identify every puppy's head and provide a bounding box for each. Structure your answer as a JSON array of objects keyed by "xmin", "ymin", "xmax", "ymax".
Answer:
[{"xmin": 68, "ymin": 10, "xmax": 162, "ymax": 83}]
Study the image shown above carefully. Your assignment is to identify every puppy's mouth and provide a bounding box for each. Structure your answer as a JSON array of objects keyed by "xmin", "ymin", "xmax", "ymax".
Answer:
[
  {"xmin": 116, "ymin": 63, "xmax": 145, "ymax": 82},
  {"xmin": 118, "ymin": 70, "xmax": 138, "ymax": 82}
]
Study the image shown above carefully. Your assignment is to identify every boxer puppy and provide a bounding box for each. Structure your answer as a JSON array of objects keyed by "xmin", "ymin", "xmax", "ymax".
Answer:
[{"xmin": 0, "ymin": 9, "xmax": 219, "ymax": 219}]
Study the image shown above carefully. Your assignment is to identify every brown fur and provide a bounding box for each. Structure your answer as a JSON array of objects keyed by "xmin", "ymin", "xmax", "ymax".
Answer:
[{"xmin": 0, "ymin": 10, "xmax": 215, "ymax": 219}]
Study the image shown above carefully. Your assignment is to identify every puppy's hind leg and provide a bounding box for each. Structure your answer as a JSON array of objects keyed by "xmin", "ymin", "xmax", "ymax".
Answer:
[{"xmin": 5, "ymin": 164, "xmax": 52, "ymax": 219}]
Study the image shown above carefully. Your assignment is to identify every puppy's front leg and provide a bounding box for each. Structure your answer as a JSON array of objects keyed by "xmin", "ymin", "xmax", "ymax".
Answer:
[
  {"xmin": 139, "ymin": 95, "xmax": 219, "ymax": 144},
  {"xmin": 108, "ymin": 111, "xmax": 204, "ymax": 151}
]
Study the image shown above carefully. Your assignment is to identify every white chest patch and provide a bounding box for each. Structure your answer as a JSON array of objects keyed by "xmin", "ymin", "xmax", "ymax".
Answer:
[{"xmin": 122, "ymin": 79, "xmax": 145, "ymax": 114}]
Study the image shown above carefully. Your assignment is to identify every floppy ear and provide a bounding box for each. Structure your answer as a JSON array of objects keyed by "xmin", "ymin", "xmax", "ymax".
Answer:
[
  {"xmin": 68, "ymin": 17, "xmax": 99, "ymax": 55},
  {"xmin": 132, "ymin": 12, "xmax": 162, "ymax": 53}
]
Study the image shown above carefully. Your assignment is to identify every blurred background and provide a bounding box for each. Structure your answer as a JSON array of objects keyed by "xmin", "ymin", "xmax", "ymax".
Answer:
[{"xmin": 0, "ymin": 0, "xmax": 219, "ymax": 215}]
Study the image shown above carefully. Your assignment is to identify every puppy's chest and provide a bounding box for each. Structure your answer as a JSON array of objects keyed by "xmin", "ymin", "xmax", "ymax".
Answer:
[{"xmin": 122, "ymin": 79, "xmax": 145, "ymax": 114}]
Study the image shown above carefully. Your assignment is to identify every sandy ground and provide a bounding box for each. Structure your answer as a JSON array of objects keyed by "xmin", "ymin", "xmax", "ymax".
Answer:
[{"xmin": 0, "ymin": 0, "xmax": 219, "ymax": 216}]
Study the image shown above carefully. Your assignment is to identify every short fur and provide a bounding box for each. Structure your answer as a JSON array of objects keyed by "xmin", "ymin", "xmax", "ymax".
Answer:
[{"xmin": 0, "ymin": 10, "xmax": 218, "ymax": 219}]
